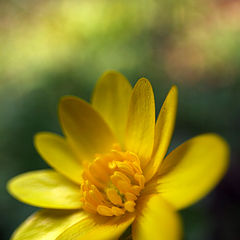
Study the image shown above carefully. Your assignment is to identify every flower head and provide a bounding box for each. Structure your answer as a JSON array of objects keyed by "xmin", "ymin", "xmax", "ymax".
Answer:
[{"xmin": 7, "ymin": 71, "xmax": 229, "ymax": 240}]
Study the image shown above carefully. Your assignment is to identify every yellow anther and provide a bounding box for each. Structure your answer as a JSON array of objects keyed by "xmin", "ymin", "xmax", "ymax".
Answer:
[
  {"xmin": 134, "ymin": 174, "xmax": 145, "ymax": 188},
  {"xmin": 128, "ymin": 152, "xmax": 140, "ymax": 163},
  {"xmin": 115, "ymin": 161, "xmax": 135, "ymax": 175},
  {"xmin": 114, "ymin": 171, "xmax": 131, "ymax": 184},
  {"xmin": 131, "ymin": 161, "xmax": 142, "ymax": 174},
  {"xmin": 91, "ymin": 185, "xmax": 105, "ymax": 201},
  {"xmin": 131, "ymin": 185, "xmax": 141, "ymax": 196},
  {"xmin": 124, "ymin": 201, "xmax": 136, "ymax": 212},
  {"xmin": 86, "ymin": 190, "xmax": 102, "ymax": 206},
  {"xmin": 125, "ymin": 192, "xmax": 137, "ymax": 201},
  {"xmin": 111, "ymin": 178, "xmax": 132, "ymax": 193},
  {"xmin": 97, "ymin": 205, "xmax": 114, "ymax": 216},
  {"xmin": 106, "ymin": 188, "xmax": 123, "ymax": 206},
  {"xmin": 112, "ymin": 207, "xmax": 125, "ymax": 216}
]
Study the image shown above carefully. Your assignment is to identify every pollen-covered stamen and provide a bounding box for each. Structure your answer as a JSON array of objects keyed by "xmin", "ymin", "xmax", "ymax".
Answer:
[{"xmin": 80, "ymin": 146, "xmax": 145, "ymax": 217}]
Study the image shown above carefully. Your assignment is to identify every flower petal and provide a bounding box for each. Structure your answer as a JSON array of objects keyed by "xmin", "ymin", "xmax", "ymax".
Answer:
[
  {"xmin": 156, "ymin": 134, "xmax": 230, "ymax": 209},
  {"xmin": 59, "ymin": 96, "xmax": 116, "ymax": 162},
  {"xmin": 132, "ymin": 194, "xmax": 182, "ymax": 240},
  {"xmin": 145, "ymin": 86, "xmax": 178, "ymax": 182},
  {"xmin": 125, "ymin": 78, "xmax": 155, "ymax": 168},
  {"xmin": 10, "ymin": 209, "xmax": 86, "ymax": 240},
  {"xmin": 56, "ymin": 213, "xmax": 135, "ymax": 240},
  {"xmin": 7, "ymin": 170, "xmax": 82, "ymax": 209},
  {"xmin": 92, "ymin": 71, "xmax": 132, "ymax": 145},
  {"xmin": 34, "ymin": 132, "xmax": 83, "ymax": 184}
]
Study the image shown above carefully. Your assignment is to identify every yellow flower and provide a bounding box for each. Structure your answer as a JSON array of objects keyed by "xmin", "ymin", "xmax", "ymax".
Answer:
[{"xmin": 7, "ymin": 71, "xmax": 229, "ymax": 240}]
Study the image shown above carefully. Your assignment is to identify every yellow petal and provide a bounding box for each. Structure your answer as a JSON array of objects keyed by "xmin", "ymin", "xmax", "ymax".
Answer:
[
  {"xmin": 59, "ymin": 96, "xmax": 116, "ymax": 162},
  {"xmin": 92, "ymin": 71, "xmax": 132, "ymax": 145},
  {"xmin": 10, "ymin": 209, "xmax": 86, "ymax": 240},
  {"xmin": 56, "ymin": 213, "xmax": 135, "ymax": 240},
  {"xmin": 7, "ymin": 170, "xmax": 82, "ymax": 209},
  {"xmin": 34, "ymin": 132, "xmax": 83, "ymax": 184},
  {"xmin": 132, "ymin": 194, "xmax": 182, "ymax": 240},
  {"xmin": 156, "ymin": 134, "xmax": 230, "ymax": 209},
  {"xmin": 125, "ymin": 78, "xmax": 155, "ymax": 168},
  {"xmin": 144, "ymin": 86, "xmax": 178, "ymax": 182}
]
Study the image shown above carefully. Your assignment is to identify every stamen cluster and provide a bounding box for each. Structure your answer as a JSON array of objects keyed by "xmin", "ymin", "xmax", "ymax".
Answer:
[{"xmin": 81, "ymin": 145, "xmax": 145, "ymax": 217}]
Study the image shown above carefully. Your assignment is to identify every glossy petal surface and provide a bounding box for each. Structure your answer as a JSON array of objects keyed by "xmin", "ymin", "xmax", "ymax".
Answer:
[
  {"xmin": 92, "ymin": 71, "xmax": 132, "ymax": 145},
  {"xmin": 157, "ymin": 134, "xmax": 229, "ymax": 209},
  {"xmin": 59, "ymin": 96, "xmax": 116, "ymax": 162},
  {"xmin": 57, "ymin": 213, "xmax": 135, "ymax": 240},
  {"xmin": 132, "ymin": 194, "xmax": 182, "ymax": 240},
  {"xmin": 34, "ymin": 132, "xmax": 83, "ymax": 184},
  {"xmin": 125, "ymin": 78, "xmax": 155, "ymax": 168},
  {"xmin": 10, "ymin": 210, "xmax": 86, "ymax": 240},
  {"xmin": 145, "ymin": 86, "xmax": 178, "ymax": 182},
  {"xmin": 7, "ymin": 170, "xmax": 82, "ymax": 209}
]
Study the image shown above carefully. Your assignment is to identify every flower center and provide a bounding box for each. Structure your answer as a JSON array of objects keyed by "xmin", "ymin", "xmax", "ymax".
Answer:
[{"xmin": 80, "ymin": 145, "xmax": 145, "ymax": 217}]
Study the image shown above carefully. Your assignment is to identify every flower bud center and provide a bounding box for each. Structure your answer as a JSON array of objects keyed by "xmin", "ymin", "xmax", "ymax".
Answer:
[{"xmin": 80, "ymin": 145, "xmax": 145, "ymax": 217}]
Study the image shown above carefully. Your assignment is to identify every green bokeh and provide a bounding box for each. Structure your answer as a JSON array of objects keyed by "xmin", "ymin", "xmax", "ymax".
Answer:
[{"xmin": 0, "ymin": 0, "xmax": 239, "ymax": 239}]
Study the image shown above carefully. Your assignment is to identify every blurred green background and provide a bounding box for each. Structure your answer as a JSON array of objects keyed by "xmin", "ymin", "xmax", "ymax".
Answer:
[{"xmin": 1, "ymin": 0, "xmax": 239, "ymax": 239}]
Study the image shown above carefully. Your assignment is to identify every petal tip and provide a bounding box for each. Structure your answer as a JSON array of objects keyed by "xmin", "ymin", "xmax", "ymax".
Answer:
[
  {"xmin": 58, "ymin": 96, "xmax": 86, "ymax": 126},
  {"xmin": 6, "ymin": 178, "xmax": 14, "ymax": 196},
  {"xmin": 33, "ymin": 132, "xmax": 59, "ymax": 154},
  {"xmin": 136, "ymin": 77, "xmax": 152, "ymax": 86},
  {"xmin": 170, "ymin": 85, "xmax": 178, "ymax": 95},
  {"xmin": 208, "ymin": 133, "xmax": 230, "ymax": 161},
  {"xmin": 59, "ymin": 95, "xmax": 81, "ymax": 107},
  {"xmin": 33, "ymin": 132, "xmax": 47, "ymax": 148},
  {"xmin": 101, "ymin": 70, "xmax": 124, "ymax": 78},
  {"xmin": 133, "ymin": 78, "xmax": 154, "ymax": 97},
  {"xmin": 96, "ymin": 71, "xmax": 129, "ymax": 88}
]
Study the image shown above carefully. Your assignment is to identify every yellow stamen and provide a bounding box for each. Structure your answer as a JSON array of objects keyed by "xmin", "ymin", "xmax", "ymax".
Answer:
[
  {"xmin": 112, "ymin": 179, "xmax": 132, "ymax": 193},
  {"xmin": 115, "ymin": 161, "xmax": 135, "ymax": 176},
  {"xmin": 80, "ymin": 146, "xmax": 145, "ymax": 217},
  {"xmin": 114, "ymin": 171, "xmax": 131, "ymax": 184},
  {"xmin": 134, "ymin": 173, "xmax": 145, "ymax": 188},
  {"xmin": 124, "ymin": 201, "xmax": 136, "ymax": 212},
  {"xmin": 97, "ymin": 205, "xmax": 114, "ymax": 216},
  {"xmin": 112, "ymin": 206, "xmax": 125, "ymax": 216},
  {"xmin": 125, "ymin": 192, "xmax": 137, "ymax": 201},
  {"xmin": 106, "ymin": 188, "xmax": 123, "ymax": 206}
]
